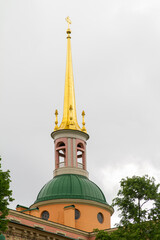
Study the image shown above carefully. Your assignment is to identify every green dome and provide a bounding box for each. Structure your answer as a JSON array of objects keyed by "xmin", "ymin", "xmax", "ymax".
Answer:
[{"xmin": 35, "ymin": 174, "xmax": 107, "ymax": 205}]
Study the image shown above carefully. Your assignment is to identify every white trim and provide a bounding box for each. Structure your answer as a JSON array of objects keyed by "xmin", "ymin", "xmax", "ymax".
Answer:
[
  {"xmin": 53, "ymin": 167, "xmax": 89, "ymax": 178},
  {"xmin": 51, "ymin": 130, "xmax": 89, "ymax": 142},
  {"xmin": 73, "ymin": 139, "xmax": 76, "ymax": 167},
  {"xmin": 68, "ymin": 138, "xmax": 71, "ymax": 167}
]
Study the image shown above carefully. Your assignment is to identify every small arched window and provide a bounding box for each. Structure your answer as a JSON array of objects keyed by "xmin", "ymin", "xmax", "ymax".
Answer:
[
  {"xmin": 56, "ymin": 141, "xmax": 66, "ymax": 168},
  {"xmin": 41, "ymin": 211, "xmax": 49, "ymax": 220},
  {"xmin": 75, "ymin": 209, "xmax": 80, "ymax": 220},
  {"xmin": 97, "ymin": 212, "xmax": 104, "ymax": 223},
  {"xmin": 77, "ymin": 143, "xmax": 85, "ymax": 169}
]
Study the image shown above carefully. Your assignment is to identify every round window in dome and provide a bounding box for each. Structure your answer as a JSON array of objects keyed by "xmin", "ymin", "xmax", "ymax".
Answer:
[
  {"xmin": 75, "ymin": 209, "xmax": 80, "ymax": 220},
  {"xmin": 41, "ymin": 211, "xmax": 49, "ymax": 220},
  {"xmin": 97, "ymin": 212, "xmax": 103, "ymax": 223}
]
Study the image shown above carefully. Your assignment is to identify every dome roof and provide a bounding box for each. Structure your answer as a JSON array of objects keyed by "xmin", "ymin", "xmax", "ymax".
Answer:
[{"xmin": 35, "ymin": 174, "xmax": 107, "ymax": 205}]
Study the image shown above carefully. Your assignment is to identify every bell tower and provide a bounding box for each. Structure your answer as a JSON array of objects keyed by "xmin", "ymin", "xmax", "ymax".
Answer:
[
  {"xmin": 51, "ymin": 17, "xmax": 89, "ymax": 178},
  {"xmin": 24, "ymin": 18, "xmax": 114, "ymax": 232}
]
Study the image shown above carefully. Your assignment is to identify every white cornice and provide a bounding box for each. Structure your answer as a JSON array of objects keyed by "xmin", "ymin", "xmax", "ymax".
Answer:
[{"xmin": 51, "ymin": 129, "xmax": 89, "ymax": 141}]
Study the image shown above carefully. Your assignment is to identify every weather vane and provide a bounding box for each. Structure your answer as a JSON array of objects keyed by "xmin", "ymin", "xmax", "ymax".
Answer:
[{"xmin": 65, "ymin": 16, "xmax": 72, "ymax": 28}]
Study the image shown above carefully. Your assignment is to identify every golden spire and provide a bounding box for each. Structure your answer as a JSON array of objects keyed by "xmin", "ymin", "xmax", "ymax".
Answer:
[
  {"xmin": 54, "ymin": 17, "xmax": 86, "ymax": 132},
  {"xmin": 59, "ymin": 17, "xmax": 81, "ymax": 130}
]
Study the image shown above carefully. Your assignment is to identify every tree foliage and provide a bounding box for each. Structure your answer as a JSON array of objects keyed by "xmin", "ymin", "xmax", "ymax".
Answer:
[
  {"xmin": 112, "ymin": 175, "xmax": 160, "ymax": 225},
  {"xmin": 0, "ymin": 157, "xmax": 14, "ymax": 233},
  {"xmin": 95, "ymin": 223, "xmax": 160, "ymax": 240},
  {"xmin": 95, "ymin": 175, "xmax": 160, "ymax": 240}
]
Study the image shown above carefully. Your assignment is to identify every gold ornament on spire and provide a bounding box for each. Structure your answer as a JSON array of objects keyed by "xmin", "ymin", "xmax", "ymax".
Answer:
[
  {"xmin": 65, "ymin": 16, "xmax": 72, "ymax": 28},
  {"xmin": 54, "ymin": 18, "xmax": 87, "ymax": 133},
  {"xmin": 81, "ymin": 110, "xmax": 87, "ymax": 132},
  {"xmin": 65, "ymin": 16, "xmax": 71, "ymax": 38},
  {"xmin": 54, "ymin": 109, "xmax": 58, "ymax": 130}
]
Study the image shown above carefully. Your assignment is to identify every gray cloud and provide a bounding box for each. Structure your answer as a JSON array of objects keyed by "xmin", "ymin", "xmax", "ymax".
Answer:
[{"xmin": 1, "ymin": 0, "xmax": 160, "ymax": 227}]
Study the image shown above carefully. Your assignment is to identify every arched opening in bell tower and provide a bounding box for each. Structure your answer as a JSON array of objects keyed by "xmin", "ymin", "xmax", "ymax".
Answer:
[
  {"xmin": 77, "ymin": 143, "xmax": 85, "ymax": 169},
  {"xmin": 56, "ymin": 142, "xmax": 66, "ymax": 168}
]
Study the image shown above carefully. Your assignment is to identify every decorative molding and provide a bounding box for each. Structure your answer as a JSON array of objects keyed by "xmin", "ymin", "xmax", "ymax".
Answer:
[
  {"xmin": 4, "ymin": 213, "xmax": 116, "ymax": 240},
  {"xmin": 8, "ymin": 209, "xmax": 90, "ymax": 237},
  {"xmin": 53, "ymin": 167, "xmax": 89, "ymax": 178},
  {"xmin": 9, "ymin": 217, "xmax": 21, "ymax": 223},
  {"xmin": 56, "ymin": 231, "xmax": 66, "ymax": 236},
  {"xmin": 34, "ymin": 224, "xmax": 45, "ymax": 230},
  {"xmin": 5, "ymin": 221, "xmax": 82, "ymax": 240},
  {"xmin": 51, "ymin": 129, "xmax": 89, "ymax": 142}
]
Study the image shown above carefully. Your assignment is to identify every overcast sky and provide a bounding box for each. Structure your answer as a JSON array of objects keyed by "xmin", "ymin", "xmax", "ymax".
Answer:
[{"xmin": 1, "ymin": 0, "xmax": 160, "ymax": 228}]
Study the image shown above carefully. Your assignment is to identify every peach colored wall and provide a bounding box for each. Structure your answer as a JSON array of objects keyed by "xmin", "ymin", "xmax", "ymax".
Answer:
[
  {"xmin": 28, "ymin": 203, "xmax": 111, "ymax": 232},
  {"xmin": 64, "ymin": 206, "xmax": 75, "ymax": 228}
]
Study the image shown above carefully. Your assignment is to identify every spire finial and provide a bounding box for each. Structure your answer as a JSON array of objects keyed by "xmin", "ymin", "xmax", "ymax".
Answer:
[
  {"xmin": 65, "ymin": 16, "xmax": 71, "ymax": 38},
  {"xmin": 82, "ymin": 111, "xmax": 87, "ymax": 132},
  {"xmin": 65, "ymin": 16, "xmax": 71, "ymax": 28}
]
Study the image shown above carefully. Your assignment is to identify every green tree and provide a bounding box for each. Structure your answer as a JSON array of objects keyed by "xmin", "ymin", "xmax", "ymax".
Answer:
[
  {"xmin": 0, "ymin": 157, "xmax": 14, "ymax": 233},
  {"xmin": 112, "ymin": 175, "xmax": 160, "ymax": 225},
  {"xmin": 94, "ymin": 229, "xmax": 111, "ymax": 240},
  {"xmin": 95, "ymin": 223, "xmax": 160, "ymax": 240},
  {"xmin": 95, "ymin": 175, "xmax": 160, "ymax": 240}
]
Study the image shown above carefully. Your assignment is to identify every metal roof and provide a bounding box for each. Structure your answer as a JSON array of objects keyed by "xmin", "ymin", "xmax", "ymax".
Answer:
[{"xmin": 35, "ymin": 174, "xmax": 107, "ymax": 204}]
